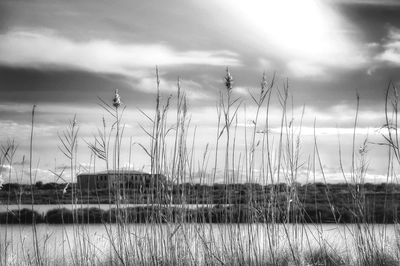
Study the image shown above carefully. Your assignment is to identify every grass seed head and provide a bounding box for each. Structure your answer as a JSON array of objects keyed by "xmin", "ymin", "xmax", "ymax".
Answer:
[
  {"xmin": 225, "ymin": 67, "xmax": 233, "ymax": 92},
  {"xmin": 261, "ymin": 72, "xmax": 268, "ymax": 94},
  {"xmin": 113, "ymin": 89, "xmax": 121, "ymax": 108}
]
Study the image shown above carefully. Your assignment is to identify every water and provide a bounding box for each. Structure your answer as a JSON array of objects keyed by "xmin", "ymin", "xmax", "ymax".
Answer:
[
  {"xmin": 0, "ymin": 204, "xmax": 219, "ymax": 214},
  {"xmin": 0, "ymin": 223, "xmax": 397, "ymax": 265}
]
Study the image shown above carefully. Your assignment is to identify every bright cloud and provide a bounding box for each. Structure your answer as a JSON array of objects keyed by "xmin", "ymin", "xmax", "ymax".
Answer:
[
  {"xmin": 270, "ymin": 126, "xmax": 381, "ymax": 136},
  {"xmin": 287, "ymin": 61, "xmax": 326, "ymax": 78},
  {"xmin": 210, "ymin": 0, "xmax": 367, "ymax": 77},
  {"xmin": 376, "ymin": 26, "xmax": 400, "ymax": 65},
  {"xmin": 0, "ymin": 29, "xmax": 241, "ymax": 76},
  {"xmin": 132, "ymin": 75, "xmax": 212, "ymax": 100}
]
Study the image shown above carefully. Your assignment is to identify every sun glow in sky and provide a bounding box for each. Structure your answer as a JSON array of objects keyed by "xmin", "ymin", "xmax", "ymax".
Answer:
[
  {"xmin": 211, "ymin": 0, "xmax": 367, "ymax": 76},
  {"xmin": 222, "ymin": 0, "xmax": 344, "ymax": 55},
  {"xmin": 0, "ymin": 0, "xmax": 400, "ymax": 183}
]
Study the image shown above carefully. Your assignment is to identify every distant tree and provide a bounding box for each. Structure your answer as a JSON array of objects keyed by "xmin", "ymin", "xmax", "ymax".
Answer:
[
  {"xmin": 35, "ymin": 181, "xmax": 43, "ymax": 189},
  {"xmin": 42, "ymin": 182, "xmax": 63, "ymax": 190},
  {"xmin": 1, "ymin": 183, "xmax": 20, "ymax": 191}
]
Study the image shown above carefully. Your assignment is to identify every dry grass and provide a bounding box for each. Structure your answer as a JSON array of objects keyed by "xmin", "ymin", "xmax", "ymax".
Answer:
[{"xmin": 0, "ymin": 70, "xmax": 400, "ymax": 265}]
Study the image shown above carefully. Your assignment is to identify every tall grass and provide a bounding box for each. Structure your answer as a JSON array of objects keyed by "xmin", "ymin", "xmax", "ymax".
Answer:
[{"xmin": 1, "ymin": 69, "xmax": 400, "ymax": 265}]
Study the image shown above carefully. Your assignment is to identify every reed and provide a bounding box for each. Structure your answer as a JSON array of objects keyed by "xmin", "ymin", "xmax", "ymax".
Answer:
[{"xmin": 1, "ymin": 68, "xmax": 400, "ymax": 265}]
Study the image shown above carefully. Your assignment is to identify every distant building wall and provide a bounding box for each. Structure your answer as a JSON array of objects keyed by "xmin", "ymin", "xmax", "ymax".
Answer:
[{"xmin": 77, "ymin": 174, "xmax": 97, "ymax": 190}]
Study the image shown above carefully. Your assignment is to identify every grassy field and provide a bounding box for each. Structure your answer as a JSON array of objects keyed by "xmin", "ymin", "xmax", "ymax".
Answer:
[{"xmin": 1, "ymin": 69, "xmax": 400, "ymax": 265}]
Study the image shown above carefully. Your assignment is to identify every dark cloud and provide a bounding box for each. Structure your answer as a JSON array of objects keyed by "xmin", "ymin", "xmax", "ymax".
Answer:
[
  {"xmin": 335, "ymin": 3, "xmax": 400, "ymax": 42},
  {"xmin": 291, "ymin": 67, "xmax": 400, "ymax": 111},
  {"xmin": 0, "ymin": 0, "xmax": 230, "ymax": 52},
  {"xmin": 0, "ymin": 66, "xmax": 152, "ymax": 106}
]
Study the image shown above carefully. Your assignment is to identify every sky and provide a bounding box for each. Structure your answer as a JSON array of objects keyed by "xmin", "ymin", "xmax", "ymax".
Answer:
[{"xmin": 0, "ymin": 0, "xmax": 400, "ymax": 184}]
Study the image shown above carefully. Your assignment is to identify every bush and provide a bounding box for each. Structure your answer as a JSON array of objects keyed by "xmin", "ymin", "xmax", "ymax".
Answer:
[
  {"xmin": 0, "ymin": 208, "xmax": 44, "ymax": 224},
  {"xmin": 45, "ymin": 208, "xmax": 74, "ymax": 223},
  {"xmin": 75, "ymin": 207, "xmax": 105, "ymax": 223}
]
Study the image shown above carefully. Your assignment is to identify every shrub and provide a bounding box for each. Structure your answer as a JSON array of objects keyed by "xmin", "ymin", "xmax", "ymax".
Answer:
[
  {"xmin": 0, "ymin": 208, "xmax": 43, "ymax": 224},
  {"xmin": 45, "ymin": 208, "xmax": 73, "ymax": 224}
]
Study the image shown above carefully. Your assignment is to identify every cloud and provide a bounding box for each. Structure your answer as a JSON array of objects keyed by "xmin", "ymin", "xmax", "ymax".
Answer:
[
  {"xmin": 0, "ymin": 29, "xmax": 241, "ymax": 76},
  {"xmin": 269, "ymin": 126, "xmax": 381, "ymax": 136},
  {"xmin": 301, "ymin": 170, "xmax": 390, "ymax": 184},
  {"xmin": 208, "ymin": 0, "xmax": 368, "ymax": 78},
  {"xmin": 287, "ymin": 61, "xmax": 326, "ymax": 78},
  {"xmin": 132, "ymin": 75, "xmax": 212, "ymax": 100},
  {"xmin": 0, "ymin": 164, "xmax": 12, "ymax": 172},
  {"xmin": 0, "ymin": 120, "xmax": 58, "ymax": 140},
  {"xmin": 376, "ymin": 26, "xmax": 400, "ymax": 66},
  {"xmin": 326, "ymin": 0, "xmax": 400, "ymax": 6}
]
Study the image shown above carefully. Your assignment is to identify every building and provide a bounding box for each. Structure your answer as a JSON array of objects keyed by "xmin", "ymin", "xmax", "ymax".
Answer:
[{"xmin": 77, "ymin": 170, "xmax": 167, "ymax": 191}]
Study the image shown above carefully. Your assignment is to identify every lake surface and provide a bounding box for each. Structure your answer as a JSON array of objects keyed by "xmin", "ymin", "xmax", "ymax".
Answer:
[
  {"xmin": 0, "ymin": 204, "xmax": 221, "ymax": 213},
  {"xmin": 0, "ymin": 223, "xmax": 397, "ymax": 265}
]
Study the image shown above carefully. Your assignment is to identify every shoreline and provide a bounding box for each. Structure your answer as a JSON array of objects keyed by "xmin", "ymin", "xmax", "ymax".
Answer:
[{"xmin": 0, "ymin": 205, "xmax": 397, "ymax": 224}]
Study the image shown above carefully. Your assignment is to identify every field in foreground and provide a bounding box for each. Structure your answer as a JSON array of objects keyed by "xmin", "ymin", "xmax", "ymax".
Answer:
[{"xmin": 1, "ymin": 223, "xmax": 400, "ymax": 266}]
